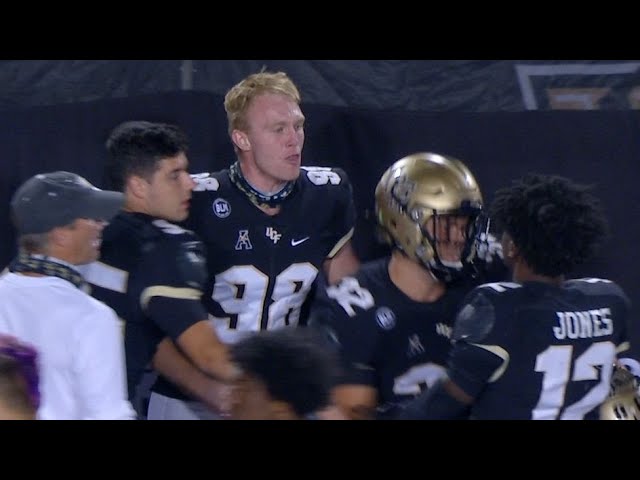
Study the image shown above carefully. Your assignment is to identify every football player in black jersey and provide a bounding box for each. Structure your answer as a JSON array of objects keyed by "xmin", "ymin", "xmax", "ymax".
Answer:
[
  {"xmin": 82, "ymin": 121, "xmax": 237, "ymax": 419},
  {"xmin": 147, "ymin": 70, "xmax": 360, "ymax": 419},
  {"xmin": 399, "ymin": 173, "xmax": 632, "ymax": 420},
  {"xmin": 309, "ymin": 152, "xmax": 504, "ymax": 420}
]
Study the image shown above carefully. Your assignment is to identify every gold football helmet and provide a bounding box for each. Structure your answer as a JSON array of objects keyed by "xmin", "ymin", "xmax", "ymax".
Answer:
[
  {"xmin": 375, "ymin": 152, "xmax": 486, "ymax": 281},
  {"xmin": 600, "ymin": 392, "xmax": 640, "ymax": 420},
  {"xmin": 600, "ymin": 362, "xmax": 640, "ymax": 420}
]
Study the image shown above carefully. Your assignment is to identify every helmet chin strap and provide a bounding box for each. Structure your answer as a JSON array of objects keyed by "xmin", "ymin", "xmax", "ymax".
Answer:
[
  {"xmin": 229, "ymin": 161, "xmax": 296, "ymax": 208},
  {"xmin": 422, "ymin": 219, "xmax": 472, "ymax": 283},
  {"xmin": 427, "ymin": 258, "xmax": 463, "ymax": 283}
]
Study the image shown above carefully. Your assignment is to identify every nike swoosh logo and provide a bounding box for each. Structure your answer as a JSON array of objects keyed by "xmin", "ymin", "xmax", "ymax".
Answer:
[{"xmin": 291, "ymin": 237, "xmax": 310, "ymax": 246}]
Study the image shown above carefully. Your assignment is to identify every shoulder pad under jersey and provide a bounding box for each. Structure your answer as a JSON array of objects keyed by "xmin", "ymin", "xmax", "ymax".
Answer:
[
  {"xmin": 191, "ymin": 172, "xmax": 221, "ymax": 192},
  {"xmin": 452, "ymin": 290, "xmax": 496, "ymax": 344},
  {"xmin": 175, "ymin": 240, "xmax": 207, "ymax": 290},
  {"xmin": 301, "ymin": 166, "xmax": 350, "ymax": 187},
  {"xmin": 116, "ymin": 213, "xmax": 162, "ymax": 247},
  {"xmin": 565, "ymin": 278, "xmax": 630, "ymax": 307}
]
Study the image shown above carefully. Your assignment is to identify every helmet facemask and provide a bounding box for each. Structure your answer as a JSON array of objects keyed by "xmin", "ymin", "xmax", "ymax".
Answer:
[{"xmin": 421, "ymin": 206, "xmax": 488, "ymax": 282}]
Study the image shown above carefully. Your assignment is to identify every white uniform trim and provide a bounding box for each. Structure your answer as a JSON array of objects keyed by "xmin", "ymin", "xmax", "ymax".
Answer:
[
  {"xmin": 328, "ymin": 227, "xmax": 354, "ymax": 259},
  {"xmin": 79, "ymin": 261, "xmax": 128, "ymax": 293},
  {"xmin": 140, "ymin": 286, "xmax": 201, "ymax": 310}
]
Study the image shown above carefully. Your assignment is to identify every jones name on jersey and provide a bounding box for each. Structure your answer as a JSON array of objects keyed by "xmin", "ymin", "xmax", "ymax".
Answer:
[{"xmin": 450, "ymin": 277, "xmax": 631, "ymax": 420}]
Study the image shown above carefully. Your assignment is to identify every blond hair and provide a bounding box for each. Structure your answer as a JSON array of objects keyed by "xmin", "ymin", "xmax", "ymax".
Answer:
[{"xmin": 224, "ymin": 70, "xmax": 301, "ymax": 136}]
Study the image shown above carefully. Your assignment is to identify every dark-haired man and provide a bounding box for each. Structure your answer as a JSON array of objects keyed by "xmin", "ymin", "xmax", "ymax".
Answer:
[{"xmin": 83, "ymin": 121, "xmax": 237, "ymax": 419}]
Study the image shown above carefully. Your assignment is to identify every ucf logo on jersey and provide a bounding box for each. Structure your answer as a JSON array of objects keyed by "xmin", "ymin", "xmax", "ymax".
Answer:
[{"xmin": 266, "ymin": 227, "xmax": 282, "ymax": 244}]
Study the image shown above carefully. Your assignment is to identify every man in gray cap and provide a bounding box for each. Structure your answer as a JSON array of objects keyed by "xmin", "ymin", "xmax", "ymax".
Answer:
[{"xmin": 0, "ymin": 171, "xmax": 136, "ymax": 419}]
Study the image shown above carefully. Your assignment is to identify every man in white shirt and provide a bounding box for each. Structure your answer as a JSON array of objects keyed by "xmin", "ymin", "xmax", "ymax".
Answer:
[{"xmin": 0, "ymin": 171, "xmax": 135, "ymax": 419}]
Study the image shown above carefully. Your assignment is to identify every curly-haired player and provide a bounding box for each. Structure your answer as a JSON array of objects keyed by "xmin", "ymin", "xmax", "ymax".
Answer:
[
  {"xmin": 228, "ymin": 328, "xmax": 341, "ymax": 420},
  {"xmin": 399, "ymin": 173, "xmax": 632, "ymax": 420}
]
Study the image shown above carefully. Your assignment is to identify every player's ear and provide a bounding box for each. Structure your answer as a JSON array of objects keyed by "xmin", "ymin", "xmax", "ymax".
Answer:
[
  {"xmin": 503, "ymin": 236, "xmax": 518, "ymax": 260},
  {"xmin": 231, "ymin": 130, "xmax": 250, "ymax": 152},
  {"xmin": 127, "ymin": 175, "xmax": 149, "ymax": 200},
  {"xmin": 507, "ymin": 240, "xmax": 519, "ymax": 259},
  {"xmin": 48, "ymin": 223, "xmax": 74, "ymax": 248}
]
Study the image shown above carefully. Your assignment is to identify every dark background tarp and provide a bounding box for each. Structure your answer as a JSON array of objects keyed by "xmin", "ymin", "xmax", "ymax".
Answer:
[
  {"xmin": 1, "ymin": 60, "xmax": 640, "ymax": 112},
  {"xmin": 0, "ymin": 91, "xmax": 638, "ymax": 357}
]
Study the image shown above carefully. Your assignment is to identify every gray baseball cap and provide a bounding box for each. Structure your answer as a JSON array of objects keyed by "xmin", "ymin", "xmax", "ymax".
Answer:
[{"xmin": 11, "ymin": 171, "xmax": 124, "ymax": 235}]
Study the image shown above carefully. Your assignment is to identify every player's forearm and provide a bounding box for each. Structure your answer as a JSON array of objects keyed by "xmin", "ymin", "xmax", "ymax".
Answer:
[
  {"xmin": 153, "ymin": 338, "xmax": 231, "ymax": 413},
  {"xmin": 153, "ymin": 337, "xmax": 205, "ymax": 397},
  {"xmin": 190, "ymin": 342, "xmax": 238, "ymax": 383},
  {"xmin": 324, "ymin": 241, "xmax": 360, "ymax": 285},
  {"xmin": 177, "ymin": 321, "xmax": 240, "ymax": 382}
]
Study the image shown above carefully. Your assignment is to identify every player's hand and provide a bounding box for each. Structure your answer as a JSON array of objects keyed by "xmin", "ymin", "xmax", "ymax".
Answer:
[
  {"xmin": 215, "ymin": 358, "xmax": 242, "ymax": 384},
  {"xmin": 201, "ymin": 378, "xmax": 235, "ymax": 416},
  {"xmin": 476, "ymin": 232, "xmax": 503, "ymax": 263}
]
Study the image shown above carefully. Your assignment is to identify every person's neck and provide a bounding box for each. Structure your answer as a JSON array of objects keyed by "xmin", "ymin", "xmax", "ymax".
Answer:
[
  {"xmin": 388, "ymin": 251, "xmax": 445, "ymax": 303},
  {"xmin": 512, "ymin": 262, "xmax": 564, "ymax": 286},
  {"xmin": 122, "ymin": 199, "xmax": 152, "ymax": 217},
  {"xmin": 10, "ymin": 251, "xmax": 89, "ymax": 290},
  {"xmin": 27, "ymin": 252, "xmax": 79, "ymax": 269},
  {"xmin": 238, "ymin": 159, "xmax": 288, "ymax": 194}
]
